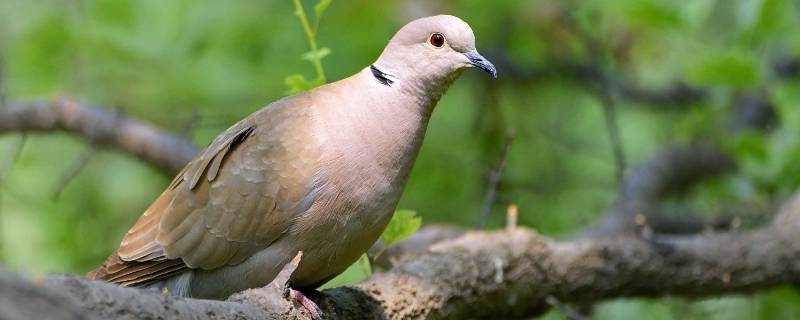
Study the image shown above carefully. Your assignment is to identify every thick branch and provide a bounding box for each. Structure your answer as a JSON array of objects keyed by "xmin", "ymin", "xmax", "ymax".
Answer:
[
  {"xmin": 0, "ymin": 97, "xmax": 197, "ymax": 175},
  {"xmin": 0, "ymin": 270, "xmax": 87, "ymax": 320},
  {"xmin": 323, "ymin": 206, "xmax": 800, "ymax": 319},
  {"xmin": 4, "ymin": 200, "xmax": 800, "ymax": 319}
]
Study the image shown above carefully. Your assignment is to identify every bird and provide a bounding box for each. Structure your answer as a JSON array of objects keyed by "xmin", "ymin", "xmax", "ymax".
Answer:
[{"xmin": 88, "ymin": 14, "xmax": 496, "ymax": 304}]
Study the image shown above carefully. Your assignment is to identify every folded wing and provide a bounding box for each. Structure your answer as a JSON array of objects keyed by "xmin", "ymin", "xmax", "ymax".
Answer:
[{"xmin": 88, "ymin": 100, "xmax": 321, "ymax": 286}]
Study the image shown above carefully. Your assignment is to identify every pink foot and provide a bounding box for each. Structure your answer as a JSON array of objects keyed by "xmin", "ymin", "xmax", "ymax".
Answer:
[{"xmin": 287, "ymin": 288, "xmax": 323, "ymax": 320}]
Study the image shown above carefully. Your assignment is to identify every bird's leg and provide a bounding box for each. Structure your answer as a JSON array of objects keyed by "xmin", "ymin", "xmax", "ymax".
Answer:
[{"xmin": 285, "ymin": 287, "xmax": 324, "ymax": 320}]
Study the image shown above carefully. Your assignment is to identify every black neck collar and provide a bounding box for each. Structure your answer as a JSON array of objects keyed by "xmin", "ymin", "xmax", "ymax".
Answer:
[{"xmin": 370, "ymin": 65, "xmax": 394, "ymax": 87}]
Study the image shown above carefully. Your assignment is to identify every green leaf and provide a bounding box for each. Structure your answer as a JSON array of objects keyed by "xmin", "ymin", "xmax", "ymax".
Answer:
[
  {"xmin": 356, "ymin": 253, "xmax": 372, "ymax": 275},
  {"xmin": 318, "ymin": 254, "xmax": 371, "ymax": 289},
  {"xmin": 755, "ymin": 0, "xmax": 786, "ymax": 32},
  {"xmin": 380, "ymin": 210, "xmax": 422, "ymax": 246},
  {"xmin": 302, "ymin": 47, "xmax": 331, "ymax": 62},
  {"xmin": 730, "ymin": 131, "xmax": 768, "ymax": 162},
  {"xmin": 687, "ymin": 52, "xmax": 760, "ymax": 88},
  {"xmin": 284, "ymin": 73, "xmax": 323, "ymax": 94},
  {"xmin": 284, "ymin": 74, "xmax": 310, "ymax": 93},
  {"xmin": 624, "ymin": 1, "xmax": 683, "ymax": 29},
  {"xmin": 314, "ymin": 0, "xmax": 331, "ymax": 21},
  {"xmin": 680, "ymin": 0, "xmax": 715, "ymax": 30}
]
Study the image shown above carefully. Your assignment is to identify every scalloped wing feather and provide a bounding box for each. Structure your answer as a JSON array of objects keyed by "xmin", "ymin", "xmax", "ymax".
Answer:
[{"xmin": 89, "ymin": 98, "xmax": 321, "ymax": 286}]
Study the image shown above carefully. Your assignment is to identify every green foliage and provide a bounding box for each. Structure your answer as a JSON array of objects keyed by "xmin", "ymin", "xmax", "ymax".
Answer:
[
  {"xmin": 284, "ymin": 73, "xmax": 323, "ymax": 94},
  {"xmin": 320, "ymin": 210, "xmax": 421, "ymax": 289},
  {"xmin": 302, "ymin": 47, "xmax": 331, "ymax": 62},
  {"xmin": 1, "ymin": 0, "xmax": 800, "ymax": 318},
  {"xmin": 741, "ymin": 0, "xmax": 792, "ymax": 44},
  {"xmin": 380, "ymin": 209, "xmax": 422, "ymax": 247},
  {"xmin": 687, "ymin": 51, "xmax": 761, "ymax": 88},
  {"xmin": 755, "ymin": 287, "xmax": 800, "ymax": 319},
  {"xmin": 284, "ymin": 0, "xmax": 331, "ymax": 94},
  {"xmin": 313, "ymin": 0, "xmax": 331, "ymax": 29},
  {"xmin": 722, "ymin": 85, "xmax": 800, "ymax": 198},
  {"xmin": 319, "ymin": 253, "xmax": 371, "ymax": 290},
  {"xmin": 624, "ymin": 0, "xmax": 683, "ymax": 30},
  {"xmin": 730, "ymin": 131, "xmax": 769, "ymax": 163}
]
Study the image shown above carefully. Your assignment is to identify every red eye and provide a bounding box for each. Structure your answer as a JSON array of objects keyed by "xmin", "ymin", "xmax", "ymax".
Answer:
[{"xmin": 429, "ymin": 33, "xmax": 445, "ymax": 47}]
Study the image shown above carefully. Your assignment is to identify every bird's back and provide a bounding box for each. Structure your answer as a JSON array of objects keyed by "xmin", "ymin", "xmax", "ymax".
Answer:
[{"xmin": 88, "ymin": 93, "xmax": 326, "ymax": 288}]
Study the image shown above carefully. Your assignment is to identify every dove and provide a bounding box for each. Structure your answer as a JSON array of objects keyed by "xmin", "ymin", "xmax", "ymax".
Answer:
[{"xmin": 88, "ymin": 15, "xmax": 497, "ymax": 304}]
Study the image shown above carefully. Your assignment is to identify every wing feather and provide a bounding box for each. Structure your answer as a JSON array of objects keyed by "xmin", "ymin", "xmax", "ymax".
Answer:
[{"xmin": 88, "ymin": 98, "xmax": 321, "ymax": 286}]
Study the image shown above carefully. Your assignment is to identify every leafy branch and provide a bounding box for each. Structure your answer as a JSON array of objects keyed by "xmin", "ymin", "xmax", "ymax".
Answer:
[
  {"xmin": 376, "ymin": 209, "xmax": 422, "ymax": 261},
  {"xmin": 285, "ymin": 0, "xmax": 332, "ymax": 94}
]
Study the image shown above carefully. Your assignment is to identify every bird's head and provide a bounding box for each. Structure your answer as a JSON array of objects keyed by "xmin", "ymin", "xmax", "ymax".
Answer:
[{"xmin": 373, "ymin": 15, "xmax": 497, "ymax": 96}]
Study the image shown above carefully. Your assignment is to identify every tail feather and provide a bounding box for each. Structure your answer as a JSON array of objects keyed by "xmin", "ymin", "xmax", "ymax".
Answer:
[{"xmin": 87, "ymin": 253, "xmax": 187, "ymax": 287}]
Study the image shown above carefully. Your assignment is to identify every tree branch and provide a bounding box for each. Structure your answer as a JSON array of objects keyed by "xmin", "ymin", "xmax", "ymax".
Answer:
[
  {"xmin": 3, "ymin": 195, "xmax": 800, "ymax": 319},
  {"xmin": 476, "ymin": 130, "xmax": 515, "ymax": 228},
  {"xmin": 580, "ymin": 142, "xmax": 737, "ymax": 238},
  {"xmin": 0, "ymin": 97, "xmax": 197, "ymax": 175}
]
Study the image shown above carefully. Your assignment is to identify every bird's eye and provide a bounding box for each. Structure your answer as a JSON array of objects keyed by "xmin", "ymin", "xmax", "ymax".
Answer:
[{"xmin": 429, "ymin": 33, "xmax": 445, "ymax": 48}]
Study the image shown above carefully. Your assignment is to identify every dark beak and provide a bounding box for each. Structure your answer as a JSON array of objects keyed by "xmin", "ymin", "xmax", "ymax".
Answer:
[{"xmin": 465, "ymin": 50, "xmax": 497, "ymax": 78}]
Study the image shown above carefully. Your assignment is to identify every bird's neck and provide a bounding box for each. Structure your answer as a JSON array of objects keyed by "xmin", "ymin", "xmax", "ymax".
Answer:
[
  {"xmin": 369, "ymin": 63, "xmax": 462, "ymax": 115},
  {"xmin": 353, "ymin": 67, "xmax": 434, "ymax": 180},
  {"xmin": 315, "ymin": 67, "xmax": 456, "ymax": 196}
]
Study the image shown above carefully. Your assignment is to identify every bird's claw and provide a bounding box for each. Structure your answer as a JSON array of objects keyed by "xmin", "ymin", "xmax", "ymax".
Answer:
[{"xmin": 287, "ymin": 287, "xmax": 324, "ymax": 320}]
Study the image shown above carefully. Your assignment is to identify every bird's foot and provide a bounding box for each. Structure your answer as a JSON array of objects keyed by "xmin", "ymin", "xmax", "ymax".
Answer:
[{"xmin": 286, "ymin": 287, "xmax": 324, "ymax": 320}]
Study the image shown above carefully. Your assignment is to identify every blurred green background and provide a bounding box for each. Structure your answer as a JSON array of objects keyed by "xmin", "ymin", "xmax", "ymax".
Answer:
[{"xmin": 1, "ymin": 0, "xmax": 800, "ymax": 319}]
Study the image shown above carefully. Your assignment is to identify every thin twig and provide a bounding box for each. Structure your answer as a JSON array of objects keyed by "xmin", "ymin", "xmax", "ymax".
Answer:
[
  {"xmin": 564, "ymin": 12, "xmax": 627, "ymax": 186},
  {"xmin": 50, "ymin": 105, "xmax": 126, "ymax": 199},
  {"xmin": 0, "ymin": 55, "xmax": 6, "ymax": 107},
  {"xmin": 505, "ymin": 204, "xmax": 518, "ymax": 232},
  {"xmin": 291, "ymin": 0, "xmax": 326, "ymax": 84},
  {"xmin": 0, "ymin": 134, "xmax": 26, "ymax": 261},
  {"xmin": 0, "ymin": 48, "xmax": 7, "ymax": 261},
  {"xmin": 597, "ymin": 81, "xmax": 626, "ymax": 186},
  {"xmin": 476, "ymin": 129, "xmax": 515, "ymax": 228},
  {"xmin": 51, "ymin": 144, "xmax": 96, "ymax": 200},
  {"xmin": 179, "ymin": 110, "xmax": 201, "ymax": 141}
]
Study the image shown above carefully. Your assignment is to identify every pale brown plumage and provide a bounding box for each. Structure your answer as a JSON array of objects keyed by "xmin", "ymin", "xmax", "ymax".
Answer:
[{"xmin": 88, "ymin": 15, "xmax": 496, "ymax": 299}]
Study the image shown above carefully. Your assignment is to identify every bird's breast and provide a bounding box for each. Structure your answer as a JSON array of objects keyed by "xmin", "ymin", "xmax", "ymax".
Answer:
[{"xmin": 314, "ymin": 93, "xmax": 429, "ymax": 215}]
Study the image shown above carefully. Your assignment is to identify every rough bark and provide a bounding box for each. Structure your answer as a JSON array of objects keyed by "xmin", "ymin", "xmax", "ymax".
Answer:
[
  {"xmin": 2, "ymin": 196, "xmax": 800, "ymax": 319},
  {"xmin": 0, "ymin": 271, "xmax": 89, "ymax": 320}
]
